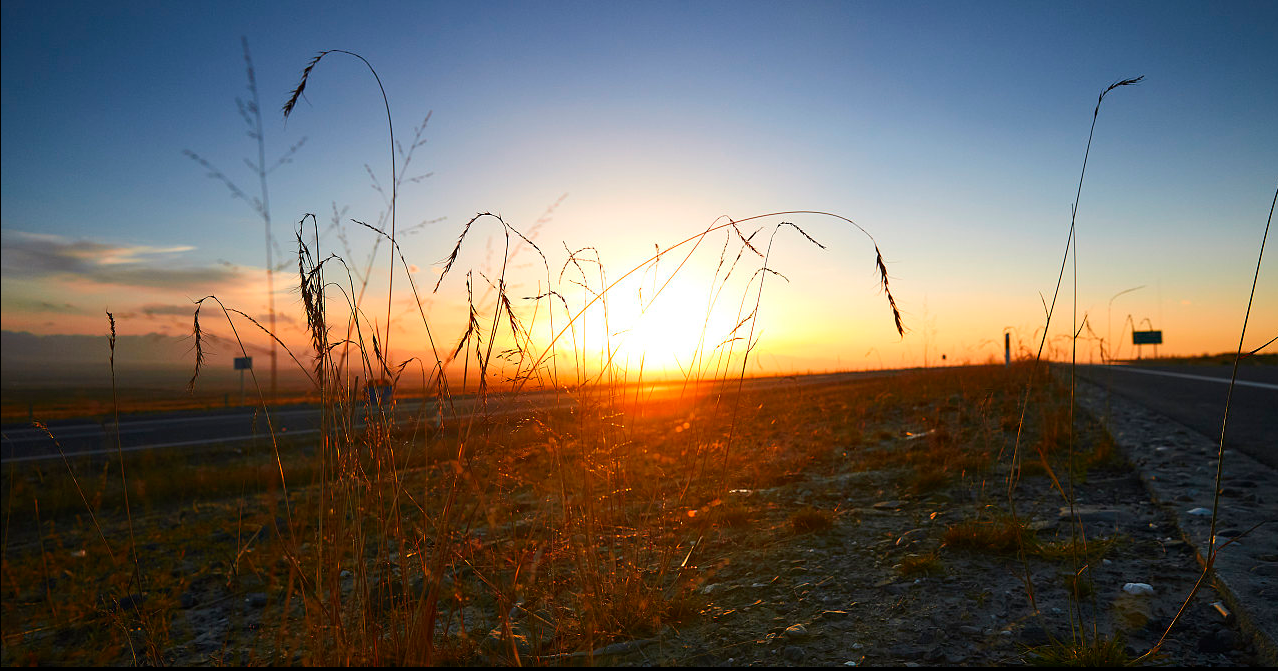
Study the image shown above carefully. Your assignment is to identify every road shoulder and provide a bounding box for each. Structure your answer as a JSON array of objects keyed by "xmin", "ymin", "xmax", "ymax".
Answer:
[{"xmin": 1076, "ymin": 377, "xmax": 1278, "ymax": 665}]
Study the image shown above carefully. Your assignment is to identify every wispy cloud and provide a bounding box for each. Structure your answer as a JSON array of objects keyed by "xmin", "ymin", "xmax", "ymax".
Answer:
[
  {"xmin": 1, "ymin": 296, "xmax": 90, "ymax": 315},
  {"xmin": 1, "ymin": 229, "xmax": 236, "ymax": 289},
  {"xmin": 141, "ymin": 303, "xmax": 199, "ymax": 317}
]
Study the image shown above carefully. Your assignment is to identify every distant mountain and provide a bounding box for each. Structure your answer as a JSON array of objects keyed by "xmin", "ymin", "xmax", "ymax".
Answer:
[
  {"xmin": 2, "ymin": 330, "xmax": 194, "ymax": 369},
  {"xmin": 1, "ymin": 330, "xmax": 306, "ymax": 390}
]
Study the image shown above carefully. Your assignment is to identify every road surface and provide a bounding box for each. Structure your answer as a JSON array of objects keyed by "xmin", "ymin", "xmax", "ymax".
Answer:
[
  {"xmin": 0, "ymin": 371, "xmax": 896, "ymax": 464},
  {"xmin": 11, "ymin": 364, "xmax": 1268, "ymax": 468},
  {"xmin": 1073, "ymin": 363, "xmax": 1278, "ymax": 470}
]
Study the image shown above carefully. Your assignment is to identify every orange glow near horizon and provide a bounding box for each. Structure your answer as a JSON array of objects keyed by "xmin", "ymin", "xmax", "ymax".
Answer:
[{"xmin": 4, "ymin": 214, "xmax": 1275, "ymax": 385}]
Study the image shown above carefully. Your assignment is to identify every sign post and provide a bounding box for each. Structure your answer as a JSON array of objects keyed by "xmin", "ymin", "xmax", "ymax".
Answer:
[
  {"xmin": 1004, "ymin": 333, "xmax": 1011, "ymax": 367},
  {"xmin": 234, "ymin": 357, "xmax": 253, "ymax": 405},
  {"xmin": 1131, "ymin": 330, "xmax": 1162, "ymax": 360}
]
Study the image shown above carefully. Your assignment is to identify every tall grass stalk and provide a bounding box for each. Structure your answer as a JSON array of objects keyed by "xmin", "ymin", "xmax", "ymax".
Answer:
[
  {"xmin": 106, "ymin": 312, "xmax": 144, "ymax": 596},
  {"xmin": 1140, "ymin": 181, "xmax": 1276, "ymax": 661},
  {"xmin": 1004, "ymin": 76, "xmax": 1142, "ymax": 653},
  {"xmin": 284, "ymin": 49, "xmax": 398, "ymax": 376}
]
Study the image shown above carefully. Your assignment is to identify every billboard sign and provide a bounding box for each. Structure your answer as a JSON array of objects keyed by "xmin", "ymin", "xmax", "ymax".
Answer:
[
  {"xmin": 1132, "ymin": 330, "xmax": 1162, "ymax": 345},
  {"xmin": 234, "ymin": 356, "xmax": 253, "ymax": 370}
]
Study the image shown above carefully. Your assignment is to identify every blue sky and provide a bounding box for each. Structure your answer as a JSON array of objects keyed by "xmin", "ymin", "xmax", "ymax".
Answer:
[{"xmin": 2, "ymin": 0, "xmax": 1275, "ymax": 376}]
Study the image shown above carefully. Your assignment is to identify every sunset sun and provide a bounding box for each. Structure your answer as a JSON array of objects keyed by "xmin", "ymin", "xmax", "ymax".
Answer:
[{"xmin": 611, "ymin": 276, "xmax": 730, "ymax": 375}]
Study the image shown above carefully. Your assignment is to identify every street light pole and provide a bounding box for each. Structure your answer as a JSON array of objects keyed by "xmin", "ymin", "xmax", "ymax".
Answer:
[{"xmin": 1107, "ymin": 285, "xmax": 1145, "ymax": 364}]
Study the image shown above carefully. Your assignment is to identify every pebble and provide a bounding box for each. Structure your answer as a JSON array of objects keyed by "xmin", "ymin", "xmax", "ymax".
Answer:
[
  {"xmin": 783, "ymin": 623, "xmax": 809, "ymax": 640},
  {"xmin": 1122, "ymin": 582, "xmax": 1155, "ymax": 596}
]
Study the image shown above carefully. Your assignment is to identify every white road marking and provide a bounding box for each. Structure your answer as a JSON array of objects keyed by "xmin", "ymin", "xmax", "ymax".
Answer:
[
  {"xmin": 2, "ymin": 405, "xmax": 527, "ymax": 464},
  {"xmin": 0, "ymin": 429, "xmax": 324, "ymax": 464},
  {"xmin": 1107, "ymin": 366, "xmax": 1278, "ymax": 391}
]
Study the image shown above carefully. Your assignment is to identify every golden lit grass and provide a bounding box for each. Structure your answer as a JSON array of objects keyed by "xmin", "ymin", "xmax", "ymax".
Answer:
[
  {"xmin": 3, "ymin": 359, "xmax": 1119, "ymax": 665},
  {"xmin": 5, "ymin": 351, "xmax": 1085, "ymax": 663}
]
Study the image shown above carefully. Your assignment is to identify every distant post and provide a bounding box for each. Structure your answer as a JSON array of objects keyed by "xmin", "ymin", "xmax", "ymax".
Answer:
[
  {"xmin": 1004, "ymin": 333, "xmax": 1010, "ymax": 367},
  {"xmin": 234, "ymin": 356, "xmax": 253, "ymax": 405}
]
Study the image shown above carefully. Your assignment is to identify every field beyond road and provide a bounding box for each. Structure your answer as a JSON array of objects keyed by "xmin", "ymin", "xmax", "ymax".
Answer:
[{"xmin": 1, "ymin": 364, "xmax": 1264, "ymax": 665}]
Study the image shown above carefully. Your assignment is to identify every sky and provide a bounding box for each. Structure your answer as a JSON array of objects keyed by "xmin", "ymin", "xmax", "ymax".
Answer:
[{"xmin": 2, "ymin": 0, "xmax": 1276, "ymax": 386}]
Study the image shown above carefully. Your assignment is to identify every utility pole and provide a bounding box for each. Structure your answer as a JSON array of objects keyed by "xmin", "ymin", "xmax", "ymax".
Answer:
[{"xmin": 185, "ymin": 38, "xmax": 305, "ymax": 402}]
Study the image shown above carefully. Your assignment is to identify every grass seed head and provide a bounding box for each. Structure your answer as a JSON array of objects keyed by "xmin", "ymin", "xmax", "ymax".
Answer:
[{"xmin": 187, "ymin": 303, "xmax": 204, "ymax": 392}]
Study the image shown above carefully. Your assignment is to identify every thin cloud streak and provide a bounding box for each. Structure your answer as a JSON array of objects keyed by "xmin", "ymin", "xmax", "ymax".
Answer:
[{"xmin": 1, "ymin": 229, "xmax": 237, "ymax": 290}]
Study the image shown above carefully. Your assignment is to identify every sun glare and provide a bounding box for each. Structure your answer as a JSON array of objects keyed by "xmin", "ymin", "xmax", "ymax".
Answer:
[{"xmin": 611, "ymin": 275, "xmax": 733, "ymax": 377}]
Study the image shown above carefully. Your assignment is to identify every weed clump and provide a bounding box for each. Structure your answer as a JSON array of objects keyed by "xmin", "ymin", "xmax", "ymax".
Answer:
[
  {"xmin": 909, "ymin": 466, "xmax": 950, "ymax": 494},
  {"xmin": 898, "ymin": 551, "xmax": 943, "ymax": 577},
  {"xmin": 942, "ymin": 517, "xmax": 1031, "ymax": 555},
  {"xmin": 1025, "ymin": 634, "xmax": 1134, "ymax": 667},
  {"xmin": 704, "ymin": 500, "xmax": 754, "ymax": 529},
  {"xmin": 1035, "ymin": 535, "xmax": 1121, "ymax": 562},
  {"xmin": 789, "ymin": 506, "xmax": 835, "ymax": 534}
]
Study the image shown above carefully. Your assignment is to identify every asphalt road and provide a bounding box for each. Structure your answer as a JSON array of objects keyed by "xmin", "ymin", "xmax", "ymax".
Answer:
[
  {"xmin": 1073, "ymin": 363, "xmax": 1278, "ymax": 470},
  {"xmin": 0, "ymin": 392, "xmax": 534, "ymax": 464},
  {"xmin": 10, "ymin": 364, "xmax": 1270, "ymax": 468},
  {"xmin": 0, "ymin": 371, "xmax": 897, "ymax": 464}
]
